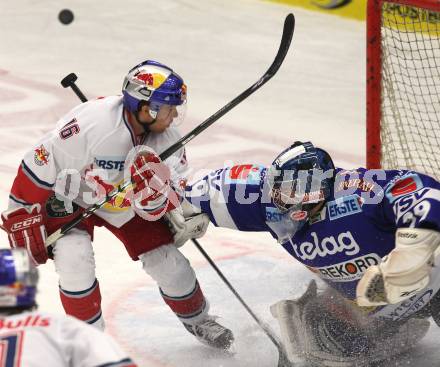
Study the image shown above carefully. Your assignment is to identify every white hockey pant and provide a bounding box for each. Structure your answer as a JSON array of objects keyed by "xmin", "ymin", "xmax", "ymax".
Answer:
[{"xmin": 52, "ymin": 229, "xmax": 104, "ymax": 329}]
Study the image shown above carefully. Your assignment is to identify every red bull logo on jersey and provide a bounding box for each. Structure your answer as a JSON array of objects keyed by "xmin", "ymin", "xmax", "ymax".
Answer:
[
  {"xmin": 85, "ymin": 175, "xmax": 132, "ymax": 211},
  {"xmin": 134, "ymin": 72, "xmax": 167, "ymax": 89},
  {"xmin": 310, "ymin": 253, "xmax": 381, "ymax": 282},
  {"xmin": 34, "ymin": 145, "xmax": 50, "ymax": 166}
]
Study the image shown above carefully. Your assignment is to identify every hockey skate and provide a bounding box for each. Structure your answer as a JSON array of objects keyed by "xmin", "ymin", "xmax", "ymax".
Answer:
[{"xmin": 183, "ymin": 317, "xmax": 234, "ymax": 350}]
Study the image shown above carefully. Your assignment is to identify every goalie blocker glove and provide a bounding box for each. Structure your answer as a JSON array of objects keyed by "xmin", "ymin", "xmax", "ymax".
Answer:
[{"xmin": 1, "ymin": 204, "xmax": 49, "ymax": 265}]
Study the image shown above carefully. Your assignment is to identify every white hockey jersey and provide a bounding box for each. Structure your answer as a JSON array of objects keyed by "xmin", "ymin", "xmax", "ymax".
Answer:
[
  {"xmin": 8, "ymin": 96, "xmax": 188, "ymax": 228},
  {"xmin": 0, "ymin": 311, "xmax": 136, "ymax": 366}
]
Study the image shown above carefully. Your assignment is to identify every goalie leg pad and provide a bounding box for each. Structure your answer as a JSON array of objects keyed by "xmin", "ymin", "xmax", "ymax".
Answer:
[
  {"xmin": 270, "ymin": 280, "xmax": 317, "ymax": 360},
  {"xmin": 271, "ymin": 281, "xmax": 430, "ymax": 366}
]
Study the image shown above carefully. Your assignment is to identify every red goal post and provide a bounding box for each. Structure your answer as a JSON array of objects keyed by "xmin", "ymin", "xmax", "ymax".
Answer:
[{"xmin": 366, "ymin": 0, "xmax": 440, "ymax": 179}]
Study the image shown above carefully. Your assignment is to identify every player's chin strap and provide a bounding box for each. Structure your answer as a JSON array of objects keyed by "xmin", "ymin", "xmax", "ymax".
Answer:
[{"xmin": 356, "ymin": 227, "xmax": 440, "ymax": 306}]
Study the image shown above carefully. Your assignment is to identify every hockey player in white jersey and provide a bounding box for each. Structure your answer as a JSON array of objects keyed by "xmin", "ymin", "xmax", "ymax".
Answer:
[
  {"xmin": 0, "ymin": 247, "xmax": 137, "ymax": 367},
  {"xmin": 1, "ymin": 60, "xmax": 233, "ymax": 350}
]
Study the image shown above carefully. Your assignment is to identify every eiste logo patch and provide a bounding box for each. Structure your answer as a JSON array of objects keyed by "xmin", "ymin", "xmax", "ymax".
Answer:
[{"xmin": 327, "ymin": 195, "xmax": 362, "ymax": 221}]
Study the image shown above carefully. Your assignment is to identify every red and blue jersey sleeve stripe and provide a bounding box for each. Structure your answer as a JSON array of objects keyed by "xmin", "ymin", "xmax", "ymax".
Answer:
[{"xmin": 9, "ymin": 160, "xmax": 53, "ymax": 205}]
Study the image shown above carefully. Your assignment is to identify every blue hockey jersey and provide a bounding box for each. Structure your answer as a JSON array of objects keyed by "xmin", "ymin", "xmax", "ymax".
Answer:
[{"xmin": 185, "ymin": 164, "xmax": 440, "ymax": 320}]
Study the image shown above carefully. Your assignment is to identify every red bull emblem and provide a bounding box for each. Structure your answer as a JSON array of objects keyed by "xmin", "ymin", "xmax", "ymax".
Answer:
[
  {"xmin": 86, "ymin": 174, "xmax": 131, "ymax": 210},
  {"xmin": 135, "ymin": 72, "xmax": 154, "ymax": 86},
  {"xmin": 135, "ymin": 72, "xmax": 166, "ymax": 89},
  {"xmin": 34, "ymin": 145, "xmax": 50, "ymax": 166}
]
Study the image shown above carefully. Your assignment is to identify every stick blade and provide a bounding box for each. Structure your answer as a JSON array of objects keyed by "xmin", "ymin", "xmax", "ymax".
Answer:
[{"xmin": 266, "ymin": 13, "xmax": 295, "ymax": 78}]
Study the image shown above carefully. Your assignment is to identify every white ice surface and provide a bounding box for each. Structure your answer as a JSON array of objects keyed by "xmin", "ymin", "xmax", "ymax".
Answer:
[{"xmin": 0, "ymin": 0, "xmax": 439, "ymax": 366}]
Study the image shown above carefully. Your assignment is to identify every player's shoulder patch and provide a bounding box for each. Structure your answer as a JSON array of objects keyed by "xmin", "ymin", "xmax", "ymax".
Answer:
[
  {"xmin": 385, "ymin": 173, "xmax": 424, "ymax": 203},
  {"xmin": 34, "ymin": 145, "xmax": 50, "ymax": 166},
  {"xmin": 224, "ymin": 164, "xmax": 264, "ymax": 185}
]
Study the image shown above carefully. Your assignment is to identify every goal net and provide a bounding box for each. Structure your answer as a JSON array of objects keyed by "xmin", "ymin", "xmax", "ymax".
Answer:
[{"xmin": 366, "ymin": 0, "xmax": 440, "ymax": 179}]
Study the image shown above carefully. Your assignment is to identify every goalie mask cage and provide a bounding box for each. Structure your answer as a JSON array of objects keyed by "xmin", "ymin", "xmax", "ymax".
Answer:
[{"xmin": 366, "ymin": 0, "xmax": 440, "ymax": 179}]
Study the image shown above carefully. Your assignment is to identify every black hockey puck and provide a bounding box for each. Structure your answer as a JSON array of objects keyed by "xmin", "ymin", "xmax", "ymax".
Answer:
[{"xmin": 58, "ymin": 9, "xmax": 74, "ymax": 25}]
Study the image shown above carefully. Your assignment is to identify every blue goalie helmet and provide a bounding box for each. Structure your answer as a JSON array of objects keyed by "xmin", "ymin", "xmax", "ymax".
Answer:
[
  {"xmin": 122, "ymin": 60, "xmax": 187, "ymax": 122},
  {"xmin": 0, "ymin": 248, "xmax": 38, "ymax": 309},
  {"xmin": 267, "ymin": 141, "xmax": 335, "ymax": 214}
]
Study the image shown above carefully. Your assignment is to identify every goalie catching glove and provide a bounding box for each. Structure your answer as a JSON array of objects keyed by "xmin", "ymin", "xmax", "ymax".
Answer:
[
  {"xmin": 1, "ymin": 204, "xmax": 49, "ymax": 265},
  {"xmin": 356, "ymin": 227, "xmax": 440, "ymax": 307},
  {"xmin": 165, "ymin": 199, "xmax": 209, "ymax": 248}
]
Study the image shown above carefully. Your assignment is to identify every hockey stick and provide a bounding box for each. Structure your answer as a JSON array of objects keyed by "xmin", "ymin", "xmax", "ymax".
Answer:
[
  {"xmin": 192, "ymin": 239, "xmax": 295, "ymax": 367},
  {"xmin": 45, "ymin": 13, "xmax": 295, "ymax": 247},
  {"xmin": 61, "ymin": 73, "xmax": 88, "ymax": 102}
]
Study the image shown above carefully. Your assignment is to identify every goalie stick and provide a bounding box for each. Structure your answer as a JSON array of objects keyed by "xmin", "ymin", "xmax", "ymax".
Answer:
[{"xmin": 44, "ymin": 12, "xmax": 295, "ymax": 247}]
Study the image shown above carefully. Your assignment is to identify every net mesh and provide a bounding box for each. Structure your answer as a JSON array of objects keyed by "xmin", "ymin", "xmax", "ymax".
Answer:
[{"xmin": 380, "ymin": 3, "xmax": 440, "ymax": 179}]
